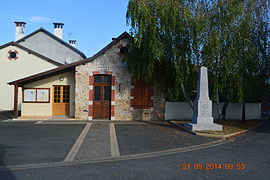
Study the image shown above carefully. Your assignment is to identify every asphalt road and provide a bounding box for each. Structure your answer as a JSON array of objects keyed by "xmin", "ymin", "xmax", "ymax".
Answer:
[
  {"xmin": 116, "ymin": 124, "xmax": 215, "ymax": 155},
  {"xmin": 0, "ymin": 123, "xmax": 84, "ymax": 166},
  {"xmin": 0, "ymin": 120, "xmax": 269, "ymax": 180}
]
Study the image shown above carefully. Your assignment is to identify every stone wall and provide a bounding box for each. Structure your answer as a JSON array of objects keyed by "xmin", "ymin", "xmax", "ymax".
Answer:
[
  {"xmin": 75, "ymin": 38, "xmax": 165, "ymax": 120},
  {"xmin": 75, "ymin": 70, "xmax": 89, "ymax": 119},
  {"xmin": 152, "ymin": 82, "xmax": 166, "ymax": 120}
]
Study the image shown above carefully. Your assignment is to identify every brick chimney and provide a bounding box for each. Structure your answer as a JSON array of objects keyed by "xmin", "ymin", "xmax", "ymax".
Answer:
[
  {"xmin": 69, "ymin": 40, "xmax": 76, "ymax": 47},
  {"xmin": 14, "ymin": 22, "xmax": 26, "ymax": 41},
  {"xmin": 53, "ymin": 23, "xmax": 64, "ymax": 39}
]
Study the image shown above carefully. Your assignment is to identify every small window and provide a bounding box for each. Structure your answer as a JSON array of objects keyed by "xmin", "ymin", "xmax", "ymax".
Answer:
[
  {"xmin": 120, "ymin": 46, "xmax": 128, "ymax": 55},
  {"xmin": 10, "ymin": 52, "xmax": 17, "ymax": 59},
  {"xmin": 8, "ymin": 50, "xmax": 19, "ymax": 61}
]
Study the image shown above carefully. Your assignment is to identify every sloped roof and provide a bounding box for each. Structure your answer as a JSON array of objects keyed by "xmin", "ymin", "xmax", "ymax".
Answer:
[
  {"xmin": 8, "ymin": 31, "xmax": 131, "ymax": 86},
  {"xmin": 0, "ymin": 42, "xmax": 63, "ymax": 66},
  {"xmin": 16, "ymin": 27, "xmax": 87, "ymax": 59}
]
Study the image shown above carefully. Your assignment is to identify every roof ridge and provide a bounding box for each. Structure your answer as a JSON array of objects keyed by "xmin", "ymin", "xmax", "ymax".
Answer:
[
  {"xmin": 0, "ymin": 41, "xmax": 63, "ymax": 66},
  {"xmin": 8, "ymin": 31, "xmax": 131, "ymax": 85},
  {"xmin": 15, "ymin": 27, "xmax": 87, "ymax": 58}
]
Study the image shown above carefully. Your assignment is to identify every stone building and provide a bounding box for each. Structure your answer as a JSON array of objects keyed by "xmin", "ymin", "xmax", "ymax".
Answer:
[{"xmin": 8, "ymin": 32, "xmax": 165, "ymax": 120}]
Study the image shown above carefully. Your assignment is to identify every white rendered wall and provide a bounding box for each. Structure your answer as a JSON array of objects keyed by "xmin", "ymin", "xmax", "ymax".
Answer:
[
  {"xmin": 165, "ymin": 102, "xmax": 261, "ymax": 120},
  {"xmin": 0, "ymin": 45, "xmax": 57, "ymax": 110},
  {"xmin": 21, "ymin": 71, "xmax": 75, "ymax": 116}
]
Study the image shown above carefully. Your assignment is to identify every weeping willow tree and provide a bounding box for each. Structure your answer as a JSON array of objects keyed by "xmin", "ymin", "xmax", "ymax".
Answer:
[
  {"xmin": 126, "ymin": 0, "xmax": 270, "ymax": 119},
  {"xmin": 126, "ymin": 0, "xmax": 207, "ymax": 108},
  {"xmin": 202, "ymin": 0, "xmax": 270, "ymax": 120}
]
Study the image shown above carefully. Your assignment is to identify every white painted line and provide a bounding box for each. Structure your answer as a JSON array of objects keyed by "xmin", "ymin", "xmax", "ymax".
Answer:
[
  {"xmin": 35, "ymin": 121, "xmax": 43, "ymax": 124},
  {"xmin": 88, "ymin": 116, "xmax": 93, "ymax": 120},
  {"xmin": 111, "ymin": 116, "xmax": 116, "ymax": 120},
  {"xmin": 64, "ymin": 123, "xmax": 92, "ymax": 162},
  {"xmin": 2, "ymin": 120, "xmax": 11, "ymax": 122},
  {"xmin": 110, "ymin": 123, "xmax": 120, "ymax": 157}
]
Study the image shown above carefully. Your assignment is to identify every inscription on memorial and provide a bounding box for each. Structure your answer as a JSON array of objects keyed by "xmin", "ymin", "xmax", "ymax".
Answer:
[{"xmin": 200, "ymin": 102, "xmax": 209, "ymax": 117}]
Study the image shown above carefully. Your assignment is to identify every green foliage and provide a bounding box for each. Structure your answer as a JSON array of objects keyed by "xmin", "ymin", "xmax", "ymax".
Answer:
[{"xmin": 126, "ymin": 0, "xmax": 270, "ymax": 103}]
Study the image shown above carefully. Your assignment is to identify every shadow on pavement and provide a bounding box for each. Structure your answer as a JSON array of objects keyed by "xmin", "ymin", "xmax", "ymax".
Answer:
[
  {"xmin": 140, "ymin": 120, "xmax": 189, "ymax": 133},
  {"xmin": 0, "ymin": 145, "xmax": 17, "ymax": 180},
  {"xmin": 0, "ymin": 111, "xmax": 14, "ymax": 122},
  {"xmin": 250, "ymin": 120, "xmax": 270, "ymax": 134}
]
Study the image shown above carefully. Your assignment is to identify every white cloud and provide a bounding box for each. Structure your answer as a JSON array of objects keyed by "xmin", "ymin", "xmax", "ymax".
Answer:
[{"xmin": 29, "ymin": 16, "xmax": 50, "ymax": 22}]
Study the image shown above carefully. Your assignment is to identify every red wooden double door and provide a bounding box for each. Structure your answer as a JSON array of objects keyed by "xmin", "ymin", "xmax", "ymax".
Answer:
[{"xmin": 93, "ymin": 75, "xmax": 112, "ymax": 119}]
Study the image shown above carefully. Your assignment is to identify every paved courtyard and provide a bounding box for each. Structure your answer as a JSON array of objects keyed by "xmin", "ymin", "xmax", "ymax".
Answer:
[
  {"xmin": 0, "ymin": 113, "xmax": 269, "ymax": 179},
  {"xmin": 0, "ymin": 119, "xmax": 217, "ymax": 166}
]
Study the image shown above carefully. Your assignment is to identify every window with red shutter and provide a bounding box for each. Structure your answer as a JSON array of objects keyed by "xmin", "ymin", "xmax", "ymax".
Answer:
[{"xmin": 131, "ymin": 81, "xmax": 153, "ymax": 109}]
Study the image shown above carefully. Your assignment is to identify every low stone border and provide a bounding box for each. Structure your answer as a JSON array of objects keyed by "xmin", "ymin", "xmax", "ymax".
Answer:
[
  {"xmin": 169, "ymin": 121, "xmax": 265, "ymax": 139},
  {"xmin": 168, "ymin": 121, "xmax": 197, "ymax": 135},
  {"xmin": 136, "ymin": 120, "xmax": 172, "ymax": 125}
]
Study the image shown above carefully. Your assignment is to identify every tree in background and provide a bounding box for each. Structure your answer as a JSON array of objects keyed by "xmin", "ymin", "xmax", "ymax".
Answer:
[
  {"xmin": 202, "ymin": 0, "xmax": 270, "ymax": 120},
  {"xmin": 126, "ymin": 0, "xmax": 270, "ymax": 120},
  {"xmin": 126, "ymin": 0, "xmax": 206, "ymax": 109}
]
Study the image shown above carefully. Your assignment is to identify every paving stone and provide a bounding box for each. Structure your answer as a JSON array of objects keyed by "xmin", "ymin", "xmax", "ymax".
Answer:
[{"xmin": 75, "ymin": 123, "xmax": 111, "ymax": 160}]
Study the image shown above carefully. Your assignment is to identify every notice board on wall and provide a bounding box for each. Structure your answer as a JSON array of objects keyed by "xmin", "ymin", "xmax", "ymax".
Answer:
[
  {"xmin": 23, "ymin": 89, "xmax": 36, "ymax": 102},
  {"xmin": 37, "ymin": 89, "xmax": 49, "ymax": 102},
  {"xmin": 23, "ymin": 88, "xmax": 50, "ymax": 103}
]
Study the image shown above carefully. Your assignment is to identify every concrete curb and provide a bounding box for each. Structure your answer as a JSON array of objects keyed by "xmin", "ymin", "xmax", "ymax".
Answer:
[
  {"xmin": 168, "ymin": 121, "xmax": 197, "ymax": 135},
  {"xmin": 136, "ymin": 120, "xmax": 173, "ymax": 126},
  {"xmin": 170, "ymin": 121, "xmax": 265, "ymax": 139}
]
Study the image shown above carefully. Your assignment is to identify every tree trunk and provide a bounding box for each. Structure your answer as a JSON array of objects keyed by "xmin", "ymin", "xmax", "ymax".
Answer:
[
  {"xmin": 180, "ymin": 82, "xmax": 194, "ymax": 111},
  {"xmin": 216, "ymin": 88, "xmax": 222, "ymax": 120},
  {"xmin": 221, "ymin": 102, "xmax": 229, "ymax": 120},
  {"xmin": 242, "ymin": 102, "xmax": 246, "ymax": 124}
]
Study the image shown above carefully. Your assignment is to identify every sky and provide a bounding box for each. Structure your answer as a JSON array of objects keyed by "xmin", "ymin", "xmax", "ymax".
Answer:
[{"xmin": 0, "ymin": 0, "xmax": 130, "ymax": 57}]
